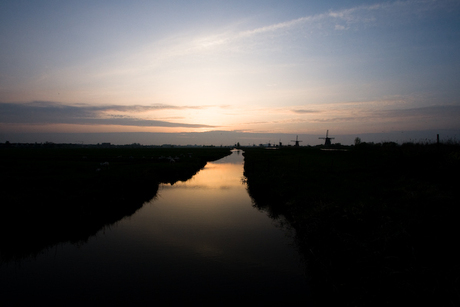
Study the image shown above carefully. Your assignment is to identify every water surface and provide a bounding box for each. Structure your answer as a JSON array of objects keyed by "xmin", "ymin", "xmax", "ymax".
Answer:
[{"xmin": 1, "ymin": 150, "xmax": 309, "ymax": 305}]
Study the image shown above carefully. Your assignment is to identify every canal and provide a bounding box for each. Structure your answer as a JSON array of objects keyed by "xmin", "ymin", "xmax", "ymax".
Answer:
[{"xmin": 1, "ymin": 149, "xmax": 310, "ymax": 305}]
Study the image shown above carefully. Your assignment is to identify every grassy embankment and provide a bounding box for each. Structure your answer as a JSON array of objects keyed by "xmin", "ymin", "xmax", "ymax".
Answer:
[
  {"xmin": 0, "ymin": 146, "xmax": 231, "ymax": 262},
  {"xmin": 243, "ymin": 143, "xmax": 460, "ymax": 306}
]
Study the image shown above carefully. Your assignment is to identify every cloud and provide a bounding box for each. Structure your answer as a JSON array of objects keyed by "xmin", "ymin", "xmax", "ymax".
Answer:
[
  {"xmin": 84, "ymin": 104, "xmax": 209, "ymax": 112},
  {"xmin": 308, "ymin": 105, "xmax": 460, "ymax": 125},
  {"xmin": 201, "ymin": 0, "xmax": 459, "ymax": 49},
  {"xmin": 0, "ymin": 101, "xmax": 216, "ymax": 128},
  {"xmin": 375, "ymin": 105, "xmax": 460, "ymax": 121},
  {"xmin": 132, "ymin": 1, "xmax": 392, "ymax": 63},
  {"xmin": 28, "ymin": 0, "xmax": 457, "ymax": 99},
  {"xmin": 291, "ymin": 109, "xmax": 320, "ymax": 114}
]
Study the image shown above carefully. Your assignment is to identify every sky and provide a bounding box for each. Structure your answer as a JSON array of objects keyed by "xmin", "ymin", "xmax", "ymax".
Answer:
[{"xmin": 1, "ymin": 0, "xmax": 459, "ymax": 145}]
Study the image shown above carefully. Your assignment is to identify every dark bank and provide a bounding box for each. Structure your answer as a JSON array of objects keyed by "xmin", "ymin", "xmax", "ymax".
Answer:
[
  {"xmin": 243, "ymin": 142, "xmax": 460, "ymax": 306},
  {"xmin": 0, "ymin": 146, "xmax": 231, "ymax": 262}
]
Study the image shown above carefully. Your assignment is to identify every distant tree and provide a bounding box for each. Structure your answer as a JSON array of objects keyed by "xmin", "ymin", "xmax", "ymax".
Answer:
[
  {"xmin": 354, "ymin": 137, "xmax": 361, "ymax": 146},
  {"xmin": 237, "ymin": 142, "xmax": 240, "ymax": 148}
]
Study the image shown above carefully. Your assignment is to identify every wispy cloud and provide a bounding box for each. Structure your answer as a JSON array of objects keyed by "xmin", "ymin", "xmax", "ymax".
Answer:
[
  {"xmin": 374, "ymin": 105, "xmax": 460, "ymax": 121},
  {"xmin": 82, "ymin": 103, "xmax": 210, "ymax": 112},
  {"xmin": 118, "ymin": 1, "xmax": 415, "ymax": 69},
  {"xmin": 291, "ymin": 109, "xmax": 321, "ymax": 114},
  {"xmin": 192, "ymin": 0, "xmax": 456, "ymax": 51},
  {"xmin": 35, "ymin": 0, "xmax": 458, "ymax": 101},
  {"xmin": 0, "ymin": 101, "xmax": 216, "ymax": 128},
  {"xmin": 308, "ymin": 105, "xmax": 460, "ymax": 124}
]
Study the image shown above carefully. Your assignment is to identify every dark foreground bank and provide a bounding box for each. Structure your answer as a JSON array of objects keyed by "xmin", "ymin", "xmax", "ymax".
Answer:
[
  {"xmin": 0, "ymin": 146, "xmax": 231, "ymax": 262},
  {"xmin": 243, "ymin": 143, "xmax": 460, "ymax": 306}
]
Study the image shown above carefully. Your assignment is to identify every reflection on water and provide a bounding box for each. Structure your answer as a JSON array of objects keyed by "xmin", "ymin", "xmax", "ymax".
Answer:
[{"xmin": 0, "ymin": 149, "xmax": 310, "ymax": 305}]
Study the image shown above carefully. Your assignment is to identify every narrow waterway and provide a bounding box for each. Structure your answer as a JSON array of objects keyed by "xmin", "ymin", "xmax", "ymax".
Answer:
[{"xmin": 1, "ymin": 149, "xmax": 310, "ymax": 306}]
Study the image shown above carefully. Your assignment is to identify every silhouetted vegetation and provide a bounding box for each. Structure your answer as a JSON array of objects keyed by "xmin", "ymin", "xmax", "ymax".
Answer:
[
  {"xmin": 0, "ymin": 147, "xmax": 230, "ymax": 262},
  {"xmin": 243, "ymin": 142, "xmax": 460, "ymax": 306}
]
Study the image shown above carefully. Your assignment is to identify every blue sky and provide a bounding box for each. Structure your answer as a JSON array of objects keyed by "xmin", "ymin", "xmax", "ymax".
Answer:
[{"xmin": 1, "ymin": 0, "xmax": 459, "ymax": 145}]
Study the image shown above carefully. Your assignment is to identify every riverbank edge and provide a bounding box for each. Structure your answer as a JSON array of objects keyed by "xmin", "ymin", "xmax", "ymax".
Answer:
[
  {"xmin": 242, "ymin": 144, "xmax": 460, "ymax": 306},
  {"xmin": 0, "ymin": 147, "xmax": 232, "ymax": 263}
]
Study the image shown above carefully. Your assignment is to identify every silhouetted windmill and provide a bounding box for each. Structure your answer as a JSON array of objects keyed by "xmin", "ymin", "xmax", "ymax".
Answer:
[
  {"xmin": 319, "ymin": 130, "xmax": 335, "ymax": 146},
  {"xmin": 291, "ymin": 135, "xmax": 302, "ymax": 147}
]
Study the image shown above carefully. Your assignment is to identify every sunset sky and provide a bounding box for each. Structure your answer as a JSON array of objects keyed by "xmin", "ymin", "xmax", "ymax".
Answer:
[{"xmin": 1, "ymin": 0, "xmax": 459, "ymax": 145}]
